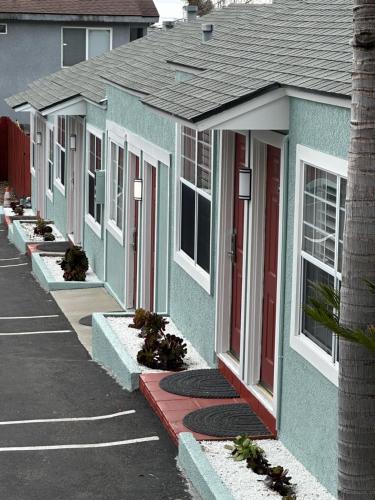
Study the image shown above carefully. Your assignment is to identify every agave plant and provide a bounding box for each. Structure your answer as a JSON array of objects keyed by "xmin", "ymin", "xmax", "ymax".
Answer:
[
  {"xmin": 59, "ymin": 246, "xmax": 88, "ymax": 281},
  {"xmin": 156, "ymin": 333, "xmax": 187, "ymax": 370},
  {"xmin": 225, "ymin": 436, "xmax": 266, "ymax": 464},
  {"xmin": 264, "ymin": 466, "xmax": 296, "ymax": 497}
]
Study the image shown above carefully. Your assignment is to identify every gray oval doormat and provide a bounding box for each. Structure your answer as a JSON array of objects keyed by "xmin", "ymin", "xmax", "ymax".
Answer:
[
  {"xmin": 159, "ymin": 369, "xmax": 239, "ymax": 398},
  {"xmin": 36, "ymin": 241, "xmax": 71, "ymax": 252},
  {"xmin": 183, "ymin": 404, "xmax": 272, "ymax": 438}
]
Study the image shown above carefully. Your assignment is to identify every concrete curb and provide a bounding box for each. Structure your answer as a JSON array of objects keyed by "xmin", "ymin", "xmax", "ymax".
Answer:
[
  {"xmin": 178, "ymin": 433, "xmax": 234, "ymax": 500},
  {"xmin": 12, "ymin": 219, "xmax": 34, "ymax": 253},
  {"xmin": 7, "ymin": 222, "xmax": 14, "ymax": 243},
  {"xmin": 92, "ymin": 313, "xmax": 141, "ymax": 392},
  {"xmin": 0, "ymin": 206, "xmax": 4, "ymax": 224},
  {"xmin": 32, "ymin": 252, "xmax": 104, "ymax": 291}
]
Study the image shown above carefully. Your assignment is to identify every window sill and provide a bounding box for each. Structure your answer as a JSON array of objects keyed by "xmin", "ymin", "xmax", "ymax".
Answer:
[
  {"xmin": 54, "ymin": 179, "xmax": 65, "ymax": 196},
  {"xmin": 106, "ymin": 219, "xmax": 124, "ymax": 246},
  {"xmin": 46, "ymin": 189, "xmax": 53, "ymax": 202},
  {"xmin": 85, "ymin": 213, "xmax": 102, "ymax": 239},
  {"xmin": 174, "ymin": 250, "xmax": 211, "ymax": 294},
  {"xmin": 290, "ymin": 333, "xmax": 338, "ymax": 387}
]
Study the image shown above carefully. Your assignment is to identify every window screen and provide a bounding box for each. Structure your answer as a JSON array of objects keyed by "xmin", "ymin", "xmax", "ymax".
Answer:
[
  {"xmin": 63, "ymin": 28, "xmax": 86, "ymax": 66},
  {"xmin": 88, "ymin": 29, "xmax": 110, "ymax": 58}
]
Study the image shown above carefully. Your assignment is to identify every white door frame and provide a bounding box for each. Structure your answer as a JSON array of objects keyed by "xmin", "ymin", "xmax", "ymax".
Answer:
[
  {"xmin": 36, "ymin": 115, "xmax": 46, "ymax": 216},
  {"xmin": 124, "ymin": 147, "xmax": 141, "ymax": 310},
  {"xmin": 139, "ymin": 156, "xmax": 158, "ymax": 311},
  {"xmin": 215, "ymin": 129, "xmax": 286, "ymax": 417}
]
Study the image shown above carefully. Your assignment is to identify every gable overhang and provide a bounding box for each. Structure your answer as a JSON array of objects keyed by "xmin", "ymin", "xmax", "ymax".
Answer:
[
  {"xmin": 40, "ymin": 97, "xmax": 87, "ymax": 116},
  {"xmin": 0, "ymin": 13, "xmax": 158, "ymax": 23},
  {"xmin": 143, "ymin": 85, "xmax": 350, "ymax": 132}
]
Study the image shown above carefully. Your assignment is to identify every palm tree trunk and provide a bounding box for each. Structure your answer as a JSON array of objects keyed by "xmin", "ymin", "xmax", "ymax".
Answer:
[{"xmin": 339, "ymin": 1, "xmax": 375, "ymax": 498}]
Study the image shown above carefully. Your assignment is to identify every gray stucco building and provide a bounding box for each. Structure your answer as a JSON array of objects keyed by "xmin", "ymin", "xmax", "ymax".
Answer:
[{"xmin": 0, "ymin": 0, "xmax": 159, "ymax": 124}]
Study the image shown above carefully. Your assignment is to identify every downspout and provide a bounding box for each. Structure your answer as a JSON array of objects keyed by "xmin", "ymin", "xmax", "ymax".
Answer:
[{"xmin": 276, "ymin": 134, "xmax": 289, "ymax": 431}]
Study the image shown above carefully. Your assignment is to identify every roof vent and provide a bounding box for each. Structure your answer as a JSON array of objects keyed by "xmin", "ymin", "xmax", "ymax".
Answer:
[
  {"xmin": 163, "ymin": 20, "xmax": 175, "ymax": 30},
  {"xmin": 202, "ymin": 23, "xmax": 214, "ymax": 42},
  {"xmin": 184, "ymin": 4, "xmax": 198, "ymax": 22}
]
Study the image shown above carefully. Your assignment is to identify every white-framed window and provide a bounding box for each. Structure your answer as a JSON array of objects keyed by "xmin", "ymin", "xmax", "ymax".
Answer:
[
  {"xmin": 0, "ymin": 24, "xmax": 7, "ymax": 34},
  {"xmin": 109, "ymin": 140, "xmax": 125, "ymax": 231},
  {"xmin": 87, "ymin": 131, "xmax": 102, "ymax": 226},
  {"xmin": 62, "ymin": 27, "xmax": 112, "ymax": 67},
  {"xmin": 47, "ymin": 127, "xmax": 54, "ymax": 196},
  {"xmin": 291, "ymin": 145, "xmax": 347, "ymax": 385},
  {"xmin": 175, "ymin": 125, "xmax": 213, "ymax": 292},
  {"xmin": 55, "ymin": 116, "xmax": 66, "ymax": 190}
]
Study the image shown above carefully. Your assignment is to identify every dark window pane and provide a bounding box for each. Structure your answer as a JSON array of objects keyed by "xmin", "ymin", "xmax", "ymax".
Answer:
[
  {"xmin": 302, "ymin": 259, "xmax": 334, "ymax": 354},
  {"xmin": 63, "ymin": 28, "xmax": 86, "ymax": 66},
  {"xmin": 60, "ymin": 150, "xmax": 65, "ymax": 186},
  {"xmin": 197, "ymin": 195, "xmax": 211, "ymax": 273},
  {"xmin": 96, "ymin": 204, "xmax": 102, "ymax": 225},
  {"xmin": 130, "ymin": 27, "xmax": 144, "ymax": 41},
  {"xmin": 181, "ymin": 183, "xmax": 195, "ymax": 260},
  {"xmin": 89, "ymin": 175, "xmax": 95, "ymax": 217},
  {"xmin": 96, "ymin": 137, "xmax": 101, "ymax": 170}
]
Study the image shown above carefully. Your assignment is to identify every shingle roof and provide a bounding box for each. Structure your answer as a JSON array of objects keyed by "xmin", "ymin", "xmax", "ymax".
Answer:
[
  {"xmin": 6, "ymin": 0, "xmax": 352, "ymax": 123},
  {"xmin": 0, "ymin": 0, "xmax": 158, "ymax": 17}
]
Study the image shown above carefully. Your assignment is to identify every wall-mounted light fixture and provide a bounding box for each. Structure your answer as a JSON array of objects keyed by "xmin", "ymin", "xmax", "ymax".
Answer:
[
  {"xmin": 134, "ymin": 178, "xmax": 143, "ymax": 201},
  {"xmin": 70, "ymin": 134, "xmax": 77, "ymax": 151},
  {"xmin": 36, "ymin": 132, "xmax": 42, "ymax": 145},
  {"xmin": 239, "ymin": 168, "xmax": 252, "ymax": 200}
]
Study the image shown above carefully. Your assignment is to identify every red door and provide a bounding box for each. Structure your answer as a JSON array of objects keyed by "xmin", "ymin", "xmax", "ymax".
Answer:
[
  {"xmin": 149, "ymin": 166, "xmax": 157, "ymax": 311},
  {"xmin": 260, "ymin": 145, "xmax": 281, "ymax": 392},
  {"xmin": 230, "ymin": 133, "xmax": 246, "ymax": 359},
  {"xmin": 133, "ymin": 156, "xmax": 140, "ymax": 308}
]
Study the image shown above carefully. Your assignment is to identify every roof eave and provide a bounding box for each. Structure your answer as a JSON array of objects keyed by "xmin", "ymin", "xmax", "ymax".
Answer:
[{"xmin": 0, "ymin": 13, "xmax": 159, "ymax": 23}]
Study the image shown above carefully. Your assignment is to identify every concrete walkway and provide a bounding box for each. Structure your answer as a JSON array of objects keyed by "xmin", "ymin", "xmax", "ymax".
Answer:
[{"xmin": 0, "ymin": 225, "xmax": 192, "ymax": 500}]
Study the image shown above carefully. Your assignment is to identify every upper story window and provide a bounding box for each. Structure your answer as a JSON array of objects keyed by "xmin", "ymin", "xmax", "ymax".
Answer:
[
  {"xmin": 130, "ymin": 27, "xmax": 144, "ymax": 41},
  {"xmin": 290, "ymin": 145, "xmax": 347, "ymax": 385},
  {"xmin": 87, "ymin": 132, "xmax": 102, "ymax": 225},
  {"xmin": 55, "ymin": 116, "xmax": 66, "ymax": 187},
  {"xmin": 175, "ymin": 126, "xmax": 212, "ymax": 292},
  {"xmin": 62, "ymin": 28, "xmax": 111, "ymax": 67},
  {"xmin": 0, "ymin": 24, "xmax": 7, "ymax": 34}
]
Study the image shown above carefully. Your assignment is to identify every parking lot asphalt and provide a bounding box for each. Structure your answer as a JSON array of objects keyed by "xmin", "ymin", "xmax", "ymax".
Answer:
[{"xmin": 0, "ymin": 226, "xmax": 192, "ymax": 500}]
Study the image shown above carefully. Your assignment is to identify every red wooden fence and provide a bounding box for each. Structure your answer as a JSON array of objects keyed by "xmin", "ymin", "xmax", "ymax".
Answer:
[{"xmin": 0, "ymin": 116, "xmax": 31, "ymax": 198}]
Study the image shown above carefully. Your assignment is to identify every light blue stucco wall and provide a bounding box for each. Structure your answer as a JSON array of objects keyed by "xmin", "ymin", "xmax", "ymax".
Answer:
[
  {"xmin": 105, "ymin": 230, "xmax": 125, "ymax": 303},
  {"xmin": 106, "ymin": 87, "xmax": 218, "ymax": 365},
  {"xmin": 52, "ymin": 188, "xmax": 67, "ymax": 236},
  {"xmin": 279, "ymin": 98, "xmax": 350, "ymax": 495}
]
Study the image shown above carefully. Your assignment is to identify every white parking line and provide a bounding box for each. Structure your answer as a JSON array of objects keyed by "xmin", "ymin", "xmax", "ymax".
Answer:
[
  {"xmin": 0, "ymin": 315, "xmax": 59, "ymax": 320},
  {"xmin": 0, "ymin": 263, "xmax": 28, "ymax": 268},
  {"xmin": 0, "ymin": 330, "xmax": 72, "ymax": 336},
  {"xmin": 0, "ymin": 410, "xmax": 136, "ymax": 425},
  {"xmin": 0, "ymin": 257, "xmax": 21, "ymax": 261},
  {"xmin": 0, "ymin": 436, "xmax": 160, "ymax": 451}
]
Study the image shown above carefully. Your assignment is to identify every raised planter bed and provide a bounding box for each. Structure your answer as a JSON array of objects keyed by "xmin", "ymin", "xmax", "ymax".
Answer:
[
  {"xmin": 12, "ymin": 219, "xmax": 65, "ymax": 253},
  {"xmin": 179, "ymin": 435, "xmax": 335, "ymax": 500},
  {"xmin": 32, "ymin": 253, "xmax": 103, "ymax": 291},
  {"xmin": 92, "ymin": 313, "xmax": 209, "ymax": 392}
]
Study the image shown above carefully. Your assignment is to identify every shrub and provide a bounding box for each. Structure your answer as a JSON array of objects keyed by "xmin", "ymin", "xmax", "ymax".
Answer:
[
  {"xmin": 43, "ymin": 233, "xmax": 55, "ymax": 242},
  {"xmin": 13, "ymin": 205, "xmax": 24, "ymax": 216},
  {"xmin": 34, "ymin": 217, "xmax": 48, "ymax": 235},
  {"xmin": 59, "ymin": 246, "xmax": 88, "ymax": 281},
  {"xmin": 10, "ymin": 201, "xmax": 17, "ymax": 211},
  {"xmin": 135, "ymin": 310, "xmax": 186, "ymax": 370},
  {"xmin": 264, "ymin": 466, "xmax": 296, "ymax": 497}
]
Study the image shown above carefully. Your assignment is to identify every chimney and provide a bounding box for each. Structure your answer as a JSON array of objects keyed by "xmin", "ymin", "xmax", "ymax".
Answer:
[
  {"xmin": 163, "ymin": 20, "xmax": 175, "ymax": 30},
  {"xmin": 183, "ymin": 4, "xmax": 198, "ymax": 22},
  {"xmin": 202, "ymin": 23, "xmax": 214, "ymax": 42}
]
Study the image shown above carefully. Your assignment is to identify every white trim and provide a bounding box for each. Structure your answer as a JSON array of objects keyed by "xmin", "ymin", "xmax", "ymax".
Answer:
[
  {"xmin": 85, "ymin": 213, "xmax": 102, "ymax": 238},
  {"xmin": 106, "ymin": 121, "xmax": 172, "ymax": 168},
  {"xmin": 61, "ymin": 26, "xmax": 113, "ymax": 68},
  {"xmin": 41, "ymin": 98, "xmax": 86, "ymax": 117},
  {"xmin": 106, "ymin": 121, "xmax": 127, "ymax": 144},
  {"xmin": 87, "ymin": 123, "xmax": 104, "ymax": 139},
  {"xmin": 106, "ymin": 135, "xmax": 125, "ymax": 244},
  {"xmin": 289, "ymin": 144, "xmax": 348, "ymax": 387},
  {"xmin": 285, "ymin": 87, "xmax": 351, "ymax": 109},
  {"xmin": 54, "ymin": 179, "xmax": 65, "ymax": 196}
]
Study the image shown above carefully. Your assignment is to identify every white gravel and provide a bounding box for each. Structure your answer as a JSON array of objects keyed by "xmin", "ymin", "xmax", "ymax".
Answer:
[
  {"xmin": 41, "ymin": 255, "xmax": 100, "ymax": 283},
  {"xmin": 201, "ymin": 440, "xmax": 335, "ymax": 500},
  {"xmin": 4, "ymin": 207, "xmax": 35, "ymax": 216},
  {"xmin": 106, "ymin": 315, "xmax": 209, "ymax": 372},
  {"xmin": 21, "ymin": 222, "xmax": 65, "ymax": 242}
]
